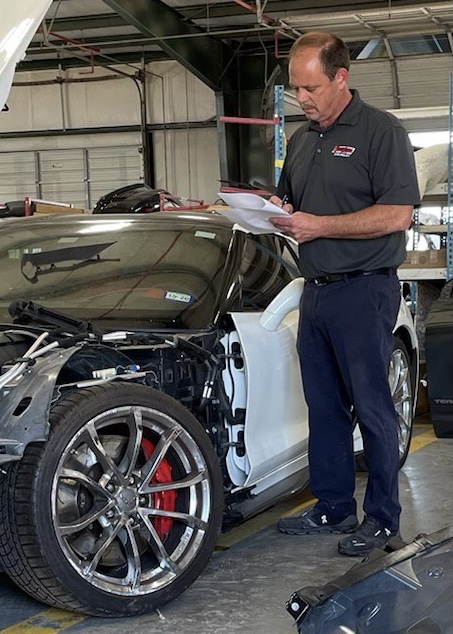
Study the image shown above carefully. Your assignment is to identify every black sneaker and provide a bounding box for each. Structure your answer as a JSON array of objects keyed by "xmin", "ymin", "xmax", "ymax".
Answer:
[
  {"xmin": 338, "ymin": 516, "xmax": 398, "ymax": 556},
  {"xmin": 278, "ymin": 507, "xmax": 359, "ymax": 535}
]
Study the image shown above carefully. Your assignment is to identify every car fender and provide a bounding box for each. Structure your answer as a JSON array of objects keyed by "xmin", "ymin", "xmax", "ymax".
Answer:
[
  {"xmin": 0, "ymin": 346, "xmax": 78, "ymax": 463},
  {"xmin": 395, "ymin": 296, "xmax": 419, "ymax": 353},
  {"xmin": 0, "ymin": 343, "xmax": 139, "ymax": 464}
]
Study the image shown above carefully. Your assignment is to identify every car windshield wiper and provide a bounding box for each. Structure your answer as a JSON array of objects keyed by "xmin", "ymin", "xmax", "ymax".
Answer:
[
  {"xmin": 20, "ymin": 242, "xmax": 118, "ymax": 283},
  {"xmin": 9, "ymin": 299, "xmax": 103, "ymax": 338}
]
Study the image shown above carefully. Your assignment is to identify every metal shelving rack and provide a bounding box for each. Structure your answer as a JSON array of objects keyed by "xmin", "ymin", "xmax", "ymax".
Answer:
[
  {"xmin": 447, "ymin": 73, "xmax": 453, "ymax": 282},
  {"xmin": 399, "ymin": 148, "xmax": 451, "ymax": 283},
  {"xmin": 274, "ymin": 84, "xmax": 285, "ymax": 187}
]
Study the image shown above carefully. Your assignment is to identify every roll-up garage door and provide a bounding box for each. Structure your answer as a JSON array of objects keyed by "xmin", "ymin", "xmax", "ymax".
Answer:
[
  {"xmin": 0, "ymin": 151, "xmax": 37, "ymax": 202},
  {"xmin": 87, "ymin": 146, "xmax": 143, "ymax": 210},
  {"xmin": 0, "ymin": 144, "xmax": 143, "ymax": 211},
  {"xmin": 39, "ymin": 148, "xmax": 86, "ymax": 208}
]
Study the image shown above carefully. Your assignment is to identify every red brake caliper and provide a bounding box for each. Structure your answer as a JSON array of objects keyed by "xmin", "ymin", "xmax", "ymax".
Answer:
[{"xmin": 141, "ymin": 438, "xmax": 177, "ymax": 541}]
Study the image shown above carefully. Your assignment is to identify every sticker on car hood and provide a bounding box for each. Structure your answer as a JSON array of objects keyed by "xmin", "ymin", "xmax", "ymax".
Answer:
[{"xmin": 164, "ymin": 291, "xmax": 193, "ymax": 303}]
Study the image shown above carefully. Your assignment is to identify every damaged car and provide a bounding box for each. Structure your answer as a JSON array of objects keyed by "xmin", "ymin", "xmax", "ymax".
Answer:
[{"xmin": 0, "ymin": 211, "xmax": 418, "ymax": 616}]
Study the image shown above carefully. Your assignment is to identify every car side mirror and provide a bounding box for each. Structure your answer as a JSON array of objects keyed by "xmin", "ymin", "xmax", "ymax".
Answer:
[{"xmin": 259, "ymin": 277, "xmax": 304, "ymax": 332}]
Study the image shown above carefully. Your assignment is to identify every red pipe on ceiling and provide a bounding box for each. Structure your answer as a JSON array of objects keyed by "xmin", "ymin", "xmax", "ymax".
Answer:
[{"xmin": 230, "ymin": 0, "xmax": 276, "ymax": 25}]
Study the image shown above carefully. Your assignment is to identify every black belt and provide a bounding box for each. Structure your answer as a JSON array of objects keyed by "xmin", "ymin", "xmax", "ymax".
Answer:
[{"xmin": 306, "ymin": 267, "xmax": 397, "ymax": 286}]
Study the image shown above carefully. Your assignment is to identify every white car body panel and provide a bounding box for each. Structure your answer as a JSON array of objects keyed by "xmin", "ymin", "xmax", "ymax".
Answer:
[{"xmin": 228, "ymin": 278, "xmax": 309, "ymax": 491}]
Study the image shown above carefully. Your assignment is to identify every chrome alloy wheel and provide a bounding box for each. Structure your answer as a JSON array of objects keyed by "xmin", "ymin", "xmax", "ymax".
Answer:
[
  {"xmin": 388, "ymin": 344, "xmax": 413, "ymax": 461},
  {"xmin": 51, "ymin": 404, "xmax": 213, "ymax": 597}
]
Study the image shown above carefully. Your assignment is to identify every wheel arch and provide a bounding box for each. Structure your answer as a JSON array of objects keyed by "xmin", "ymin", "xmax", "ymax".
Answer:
[{"xmin": 0, "ymin": 343, "xmax": 143, "ymax": 464}]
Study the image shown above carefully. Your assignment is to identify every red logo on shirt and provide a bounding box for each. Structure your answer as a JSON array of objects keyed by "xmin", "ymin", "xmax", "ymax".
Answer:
[{"xmin": 332, "ymin": 145, "xmax": 356, "ymax": 157}]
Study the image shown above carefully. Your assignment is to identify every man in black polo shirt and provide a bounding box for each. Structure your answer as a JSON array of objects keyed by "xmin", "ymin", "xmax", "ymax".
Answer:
[{"xmin": 270, "ymin": 31, "xmax": 420, "ymax": 556}]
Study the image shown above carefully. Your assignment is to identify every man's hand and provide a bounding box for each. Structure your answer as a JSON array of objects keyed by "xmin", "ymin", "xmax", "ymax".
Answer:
[
  {"xmin": 270, "ymin": 211, "xmax": 322, "ymax": 242},
  {"xmin": 269, "ymin": 195, "xmax": 294, "ymax": 214}
]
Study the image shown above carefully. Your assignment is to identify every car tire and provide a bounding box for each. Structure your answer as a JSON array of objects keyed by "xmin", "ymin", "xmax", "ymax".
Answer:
[
  {"xmin": 355, "ymin": 336, "xmax": 414, "ymax": 472},
  {"xmin": 0, "ymin": 382, "xmax": 223, "ymax": 616},
  {"xmin": 0, "ymin": 332, "xmax": 30, "ymax": 367}
]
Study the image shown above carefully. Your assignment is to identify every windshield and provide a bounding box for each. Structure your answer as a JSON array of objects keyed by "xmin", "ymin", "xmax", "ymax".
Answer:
[{"xmin": 0, "ymin": 219, "xmax": 232, "ymax": 330}]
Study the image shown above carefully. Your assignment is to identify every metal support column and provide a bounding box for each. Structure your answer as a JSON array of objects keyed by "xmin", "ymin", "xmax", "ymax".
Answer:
[
  {"xmin": 447, "ymin": 73, "xmax": 453, "ymax": 281},
  {"xmin": 274, "ymin": 84, "xmax": 285, "ymax": 187}
]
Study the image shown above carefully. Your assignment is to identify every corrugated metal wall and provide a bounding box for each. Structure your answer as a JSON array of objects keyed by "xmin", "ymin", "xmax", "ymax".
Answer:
[
  {"xmin": 0, "ymin": 54, "xmax": 450, "ymax": 207},
  {"xmin": 350, "ymin": 54, "xmax": 452, "ymax": 118},
  {"xmin": 286, "ymin": 54, "xmax": 451, "ymax": 139}
]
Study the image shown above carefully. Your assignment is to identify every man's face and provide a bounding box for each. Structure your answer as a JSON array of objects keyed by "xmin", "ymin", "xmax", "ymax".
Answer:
[{"xmin": 289, "ymin": 47, "xmax": 347, "ymax": 128}]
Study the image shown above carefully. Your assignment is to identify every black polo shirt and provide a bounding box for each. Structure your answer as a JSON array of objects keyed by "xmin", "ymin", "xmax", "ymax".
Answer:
[{"xmin": 276, "ymin": 90, "xmax": 420, "ymax": 278}]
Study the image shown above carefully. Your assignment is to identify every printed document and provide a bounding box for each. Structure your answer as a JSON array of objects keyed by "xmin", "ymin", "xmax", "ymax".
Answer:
[{"xmin": 216, "ymin": 192, "xmax": 289, "ymax": 234}]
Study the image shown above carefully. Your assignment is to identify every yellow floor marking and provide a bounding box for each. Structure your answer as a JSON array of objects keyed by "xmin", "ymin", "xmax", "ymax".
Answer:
[
  {"xmin": 0, "ymin": 608, "xmax": 85, "ymax": 633},
  {"xmin": 409, "ymin": 427, "xmax": 438, "ymax": 452}
]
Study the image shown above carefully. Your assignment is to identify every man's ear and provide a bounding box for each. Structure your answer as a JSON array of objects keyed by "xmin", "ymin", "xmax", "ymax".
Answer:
[{"xmin": 336, "ymin": 67, "xmax": 349, "ymax": 87}]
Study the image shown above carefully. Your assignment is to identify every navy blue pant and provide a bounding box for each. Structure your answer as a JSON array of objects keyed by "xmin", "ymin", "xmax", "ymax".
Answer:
[{"xmin": 298, "ymin": 273, "xmax": 402, "ymax": 531}]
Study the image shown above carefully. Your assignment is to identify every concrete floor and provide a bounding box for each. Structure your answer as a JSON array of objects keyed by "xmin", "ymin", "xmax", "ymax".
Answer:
[{"xmin": 0, "ymin": 416, "xmax": 451, "ymax": 633}]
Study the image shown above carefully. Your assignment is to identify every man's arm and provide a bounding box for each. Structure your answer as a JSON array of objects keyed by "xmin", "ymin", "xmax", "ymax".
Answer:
[{"xmin": 270, "ymin": 204, "xmax": 413, "ymax": 243}]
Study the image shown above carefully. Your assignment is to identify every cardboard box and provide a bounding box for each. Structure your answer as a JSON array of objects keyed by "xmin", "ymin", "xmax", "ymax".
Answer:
[
  {"xmin": 34, "ymin": 203, "xmax": 86, "ymax": 215},
  {"xmin": 400, "ymin": 249, "xmax": 447, "ymax": 269}
]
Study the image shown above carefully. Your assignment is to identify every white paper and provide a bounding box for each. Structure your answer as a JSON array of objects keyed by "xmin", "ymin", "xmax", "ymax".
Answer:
[{"xmin": 216, "ymin": 192, "xmax": 289, "ymax": 234}]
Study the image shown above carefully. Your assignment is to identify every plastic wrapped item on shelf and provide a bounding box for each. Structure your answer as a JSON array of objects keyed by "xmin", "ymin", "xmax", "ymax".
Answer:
[{"xmin": 414, "ymin": 144, "xmax": 448, "ymax": 199}]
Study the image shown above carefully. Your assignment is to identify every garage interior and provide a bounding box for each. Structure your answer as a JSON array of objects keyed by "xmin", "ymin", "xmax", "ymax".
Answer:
[{"xmin": 0, "ymin": 1, "xmax": 452, "ymax": 632}]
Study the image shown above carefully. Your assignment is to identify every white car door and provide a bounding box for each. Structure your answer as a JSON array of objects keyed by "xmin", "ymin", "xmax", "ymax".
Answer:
[{"xmin": 229, "ymin": 278, "xmax": 310, "ymax": 490}]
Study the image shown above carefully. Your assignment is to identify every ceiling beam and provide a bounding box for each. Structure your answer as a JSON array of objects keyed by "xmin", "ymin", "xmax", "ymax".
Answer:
[
  {"xmin": 180, "ymin": 0, "xmax": 450, "ymax": 20},
  {"xmin": 40, "ymin": 14, "xmax": 127, "ymax": 32},
  {"xmin": 102, "ymin": 0, "xmax": 236, "ymax": 92},
  {"xmin": 17, "ymin": 50, "xmax": 171, "ymax": 72}
]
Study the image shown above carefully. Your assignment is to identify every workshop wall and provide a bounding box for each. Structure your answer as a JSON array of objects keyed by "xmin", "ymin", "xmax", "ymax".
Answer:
[
  {"xmin": 0, "ymin": 60, "xmax": 219, "ymax": 207},
  {"xmin": 0, "ymin": 53, "xmax": 450, "ymax": 209}
]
